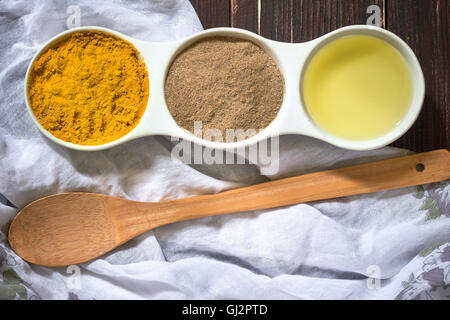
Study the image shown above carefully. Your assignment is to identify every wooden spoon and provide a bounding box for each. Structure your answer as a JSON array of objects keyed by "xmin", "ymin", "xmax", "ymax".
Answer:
[{"xmin": 9, "ymin": 149, "xmax": 450, "ymax": 267}]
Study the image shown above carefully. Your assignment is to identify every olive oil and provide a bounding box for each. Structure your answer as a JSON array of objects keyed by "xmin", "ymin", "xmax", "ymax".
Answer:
[{"xmin": 302, "ymin": 35, "xmax": 413, "ymax": 140}]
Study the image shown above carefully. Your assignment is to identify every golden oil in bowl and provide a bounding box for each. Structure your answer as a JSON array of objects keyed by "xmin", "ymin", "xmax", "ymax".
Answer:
[{"xmin": 302, "ymin": 35, "xmax": 413, "ymax": 141}]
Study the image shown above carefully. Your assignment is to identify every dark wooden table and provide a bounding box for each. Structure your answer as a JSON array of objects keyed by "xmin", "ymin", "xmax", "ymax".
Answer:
[{"xmin": 189, "ymin": 0, "xmax": 449, "ymax": 152}]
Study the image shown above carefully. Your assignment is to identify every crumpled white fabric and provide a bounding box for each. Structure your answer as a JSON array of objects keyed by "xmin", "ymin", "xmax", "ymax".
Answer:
[{"xmin": 0, "ymin": 0, "xmax": 449, "ymax": 300}]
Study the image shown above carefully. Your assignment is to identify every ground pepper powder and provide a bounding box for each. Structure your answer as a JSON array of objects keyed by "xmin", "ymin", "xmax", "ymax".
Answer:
[
  {"xmin": 165, "ymin": 37, "xmax": 284, "ymax": 141},
  {"xmin": 28, "ymin": 31, "xmax": 149, "ymax": 145}
]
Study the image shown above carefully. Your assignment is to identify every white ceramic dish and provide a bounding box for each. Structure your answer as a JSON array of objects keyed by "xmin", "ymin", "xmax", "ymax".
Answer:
[{"xmin": 24, "ymin": 25, "xmax": 425, "ymax": 151}]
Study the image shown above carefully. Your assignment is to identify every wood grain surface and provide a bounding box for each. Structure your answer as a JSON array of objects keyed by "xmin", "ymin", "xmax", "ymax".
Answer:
[{"xmin": 189, "ymin": 0, "xmax": 449, "ymax": 152}]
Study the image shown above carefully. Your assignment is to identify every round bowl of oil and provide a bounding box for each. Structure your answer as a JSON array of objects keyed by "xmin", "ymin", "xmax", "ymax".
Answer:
[{"xmin": 299, "ymin": 25, "xmax": 425, "ymax": 150}]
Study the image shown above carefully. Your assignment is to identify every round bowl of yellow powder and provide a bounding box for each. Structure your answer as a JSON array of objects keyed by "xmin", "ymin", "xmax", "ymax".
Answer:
[{"xmin": 25, "ymin": 28, "xmax": 149, "ymax": 149}]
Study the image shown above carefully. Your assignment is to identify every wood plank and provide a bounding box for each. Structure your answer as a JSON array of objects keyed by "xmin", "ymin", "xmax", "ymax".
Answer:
[
  {"xmin": 230, "ymin": 0, "xmax": 259, "ymax": 33},
  {"xmin": 189, "ymin": 0, "xmax": 230, "ymax": 29},
  {"xmin": 292, "ymin": 0, "xmax": 385, "ymax": 42},
  {"xmin": 387, "ymin": 0, "xmax": 449, "ymax": 151},
  {"xmin": 260, "ymin": 0, "xmax": 293, "ymax": 42}
]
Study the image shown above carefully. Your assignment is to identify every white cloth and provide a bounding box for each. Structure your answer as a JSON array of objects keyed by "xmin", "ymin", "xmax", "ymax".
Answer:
[{"xmin": 0, "ymin": 0, "xmax": 449, "ymax": 300}]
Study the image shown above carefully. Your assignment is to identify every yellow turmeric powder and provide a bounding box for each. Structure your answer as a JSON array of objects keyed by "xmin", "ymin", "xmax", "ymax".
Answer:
[{"xmin": 28, "ymin": 31, "xmax": 149, "ymax": 145}]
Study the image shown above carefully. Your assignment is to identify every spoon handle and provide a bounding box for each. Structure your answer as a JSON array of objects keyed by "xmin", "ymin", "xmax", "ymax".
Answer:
[{"xmin": 154, "ymin": 150, "xmax": 450, "ymax": 226}]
